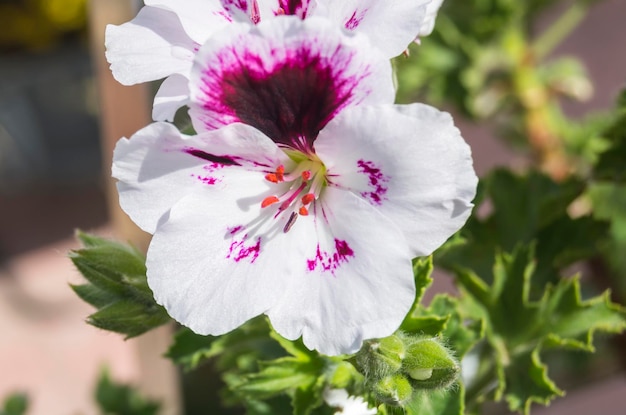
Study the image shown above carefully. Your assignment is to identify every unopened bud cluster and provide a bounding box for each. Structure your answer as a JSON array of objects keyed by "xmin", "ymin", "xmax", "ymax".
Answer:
[{"xmin": 355, "ymin": 332, "xmax": 459, "ymax": 406}]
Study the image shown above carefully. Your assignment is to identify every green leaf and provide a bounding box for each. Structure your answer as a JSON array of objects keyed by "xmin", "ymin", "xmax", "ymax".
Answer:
[
  {"xmin": 237, "ymin": 358, "xmax": 322, "ymax": 399},
  {"xmin": 70, "ymin": 232, "xmax": 170, "ymax": 338},
  {"xmin": 454, "ymin": 245, "xmax": 626, "ymax": 413},
  {"xmin": 1, "ymin": 393, "xmax": 28, "ymax": 415},
  {"xmin": 503, "ymin": 347, "xmax": 562, "ymax": 414},
  {"xmin": 405, "ymin": 386, "xmax": 465, "ymax": 415},
  {"xmin": 165, "ymin": 328, "xmax": 216, "ymax": 371},
  {"xmin": 401, "ymin": 257, "xmax": 435, "ymax": 332},
  {"xmin": 88, "ymin": 300, "xmax": 170, "ymax": 339},
  {"xmin": 438, "ymin": 169, "xmax": 607, "ymax": 288},
  {"xmin": 292, "ymin": 376, "xmax": 325, "ymax": 415},
  {"xmin": 95, "ymin": 369, "xmax": 160, "ymax": 415},
  {"xmin": 166, "ymin": 317, "xmax": 283, "ymax": 372},
  {"xmin": 593, "ymin": 93, "xmax": 626, "ymax": 182}
]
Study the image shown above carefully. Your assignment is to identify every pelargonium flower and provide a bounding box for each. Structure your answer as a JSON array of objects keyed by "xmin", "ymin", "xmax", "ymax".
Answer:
[
  {"xmin": 105, "ymin": 0, "xmax": 432, "ymax": 121},
  {"xmin": 112, "ymin": 17, "xmax": 476, "ymax": 355}
]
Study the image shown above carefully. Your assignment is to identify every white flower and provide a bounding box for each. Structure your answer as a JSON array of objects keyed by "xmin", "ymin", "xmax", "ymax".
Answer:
[
  {"xmin": 112, "ymin": 17, "xmax": 476, "ymax": 355},
  {"xmin": 105, "ymin": 0, "xmax": 431, "ymax": 121},
  {"xmin": 324, "ymin": 389, "xmax": 376, "ymax": 415},
  {"xmin": 417, "ymin": 0, "xmax": 445, "ymax": 37}
]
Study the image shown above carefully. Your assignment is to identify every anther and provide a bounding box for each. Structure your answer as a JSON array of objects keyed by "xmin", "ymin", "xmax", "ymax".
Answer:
[
  {"xmin": 265, "ymin": 173, "xmax": 278, "ymax": 183},
  {"xmin": 301, "ymin": 193, "xmax": 315, "ymax": 205},
  {"xmin": 299, "ymin": 206, "xmax": 309, "ymax": 216},
  {"xmin": 261, "ymin": 196, "xmax": 279, "ymax": 208},
  {"xmin": 276, "ymin": 165, "xmax": 285, "ymax": 181},
  {"xmin": 301, "ymin": 170, "xmax": 311, "ymax": 181},
  {"xmin": 283, "ymin": 212, "xmax": 298, "ymax": 233}
]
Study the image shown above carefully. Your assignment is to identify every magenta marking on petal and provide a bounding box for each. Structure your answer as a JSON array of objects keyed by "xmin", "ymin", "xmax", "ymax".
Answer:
[
  {"xmin": 250, "ymin": 0, "xmax": 261, "ymax": 23},
  {"xmin": 357, "ymin": 159, "xmax": 389, "ymax": 205},
  {"xmin": 278, "ymin": 0, "xmax": 311, "ymax": 18},
  {"xmin": 199, "ymin": 46, "xmax": 369, "ymax": 152},
  {"xmin": 307, "ymin": 238, "xmax": 354, "ymax": 275},
  {"xmin": 228, "ymin": 225, "xmax": 244, "ymax": 235},
  {"xmin": 221, "ymin": 0, "xmax": 248, "ymax": 13},
  {"xmin": 214, "ymin": 10, "xmax": 233, "ymax": 23},
  {"xmin": 184, "ymin": 148, "xmax": 242, "ymax": 166},
  {"xmin": 190, "ymin": 173, "xmax": 220, "ymax": 185},
  {"xmin": 345, "ymin": 9, "xmax": 367, "ymax": 30},
  {"xmin": 227, "ymin": 233, "xmax": 261, "ymax": 263}
]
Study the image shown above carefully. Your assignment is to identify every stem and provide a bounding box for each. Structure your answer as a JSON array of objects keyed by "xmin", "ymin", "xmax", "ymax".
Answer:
[{"xmin": 532, "ymin": 2, "xmax": 588, "ymax": 60}]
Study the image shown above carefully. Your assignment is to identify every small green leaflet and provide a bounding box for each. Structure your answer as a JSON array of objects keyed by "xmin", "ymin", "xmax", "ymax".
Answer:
[{"xmin": 69, "ymin": 231, "xmax": 170, "ymax": 338}]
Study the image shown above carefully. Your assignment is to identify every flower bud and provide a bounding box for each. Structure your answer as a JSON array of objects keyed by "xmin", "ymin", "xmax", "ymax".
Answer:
[
  {"xmin": 356, "ymin": 334, "xmax": 405, "ymax": 378},
  {"xmin": 373, "ymin": 374, "xmax": 412, "ymax": 406},
  {"xmin": 403, "ymin": 337, "xmax": 460, "ymax": 389}
]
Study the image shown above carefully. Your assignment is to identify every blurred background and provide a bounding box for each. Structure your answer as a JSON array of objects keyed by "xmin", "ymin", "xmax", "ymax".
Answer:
[{"xmin": 0, "ymin": 0, "xmax": 625, "ymax": 414}]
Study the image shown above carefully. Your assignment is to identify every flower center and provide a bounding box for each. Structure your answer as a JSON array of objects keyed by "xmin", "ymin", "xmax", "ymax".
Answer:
[{"xmin": 260, "ymin": 154, "xmax": 326, "ymax": 233}]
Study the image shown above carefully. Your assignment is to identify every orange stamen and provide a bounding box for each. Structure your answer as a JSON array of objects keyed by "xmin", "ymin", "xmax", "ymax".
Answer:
[
  {"xmin": 276, "ymin": 165, "xmax": 285, "ymax": 181},
  {"xmin": 299, "ymin": 206, "xmax": 309, "ymax": 216},
  {"xmin": 261, "ymin": 196, "xmax": 279, "ymax": 208},
  {"xmin": 265, "ymin": 173, "xmax": 278, "ymax": 183},
  {"xmin": 301, "ymin": 193, "xmax": 315, "ymax": 205},
  {"xmin": 302, "ymin": 170, "xmax": 311, "ymax": 181}
]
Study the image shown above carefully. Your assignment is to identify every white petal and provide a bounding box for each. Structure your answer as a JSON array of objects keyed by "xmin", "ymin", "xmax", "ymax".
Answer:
[
  {"xmin": 324, "ymin": 389, "xmax": 376, "ymax": 415},
  {"xmin": 105, "ymin": 6, "xmax": 196, "ymax": 85},
  {"xmin": 152, "ymin": 74, "xmax": 190, "ymax": 122},
  {"xmin": 112, "ymin": 122, "xmax": 290, "ymax": 234},
  {"xmin": 189, "ymin": 15, "xmax": 394, "ymax": 150},
  {"xmin": 419, "ymin": 0, "xmax": 445, "ymax": 37},
  {"xmin": 147, "ymin": 186, "xmax": 306, "ymax": 336},
  {"xmin": 315, "ymin": 104, "xmax": 477, "ymax": 257},
  {"xmin": 145, "ymin": 0, "xmax": 234, "ymax": 43},
  {"xmin": 267, "ymin": 187, "xmax": 415, "ymax": 355},
  {"xmin": 319, "ymin": 0, "xmax": 430, "ymax": 57}
]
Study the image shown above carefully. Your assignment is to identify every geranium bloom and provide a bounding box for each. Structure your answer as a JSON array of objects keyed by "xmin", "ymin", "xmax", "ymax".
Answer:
[
  {"xmin": 112, "ymin": 17, "xmax": 476, "ymax": 355},
  {"xmin": 105, "ymin": 0, "xmax": 432, "ymax": 121}
]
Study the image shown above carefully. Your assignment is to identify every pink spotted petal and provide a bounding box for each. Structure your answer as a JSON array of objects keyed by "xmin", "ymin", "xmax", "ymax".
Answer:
[
  {"xmin": 267, "ymin": 187, "xmax": 415, "ymax": 355},
  {"xmin": 146, "ymin": 182, "xmax": 318, "ymax": 337},
  {"xmin": 315, "ymin": 104, "xmax": 477, "ymax": 257},
  {"xmin": 319, "ymin": 0, "xmax": 431, "ymax": 57},
  {"xmin": 113, "ymin": 122, "xmax": 291, "ymax": 234}
]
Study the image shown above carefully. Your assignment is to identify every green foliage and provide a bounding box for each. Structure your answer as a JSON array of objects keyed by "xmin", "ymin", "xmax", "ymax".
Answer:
[
  {"xmin": 455, "ymin": 245, "xmax": 626, "ymax": 414},
  {"xmin": 166, "ymin": 317, "xmax": 283, "ymax": 372},
  {"xmin": 95, "ymin": 370, "xmax": 161, "ymax": 415},
  {"xmin": 438, "ymin": 169, "xmax": 609, "ymax": 288},
  {"xmin": 0, "ymin": 394, "xmax": 28, "ymax": 415},
  {"xmin": 232, "ymin": 333, "xmax": 333, "ymax": 415},
  {"xmin": 593, "ymin": 89, "xmax": 626, "ymax": 182},
  {"xmin": 69, "ymin": 231, "xmax": 170, "ymax": 338}
]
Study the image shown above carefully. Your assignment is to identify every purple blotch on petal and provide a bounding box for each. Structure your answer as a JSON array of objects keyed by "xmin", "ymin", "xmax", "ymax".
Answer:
[
  {"xmin": 307, "ymin": 238, "xmax": 354, "ymax": 275},
  {"xmin": 198, "ymin": 44, "xmax": 368, "ymax": 152},
  {"xmin": 227, "ymin": 234, "xmax": 262, "ymax": 263},
  {"xmin": 357, "ymin": 159, "xmax": 389, "ymax": 205},
  {"xmin": 184, "ymin": 148, "xmax": 242, "ymax": 166},
  {"xmin": 345, "ymin": 9, "xmax": 367, "ymax": 30},
  {"xmin": 278, "ymin": 0, "xmax": 311, "ymax": 18}
]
